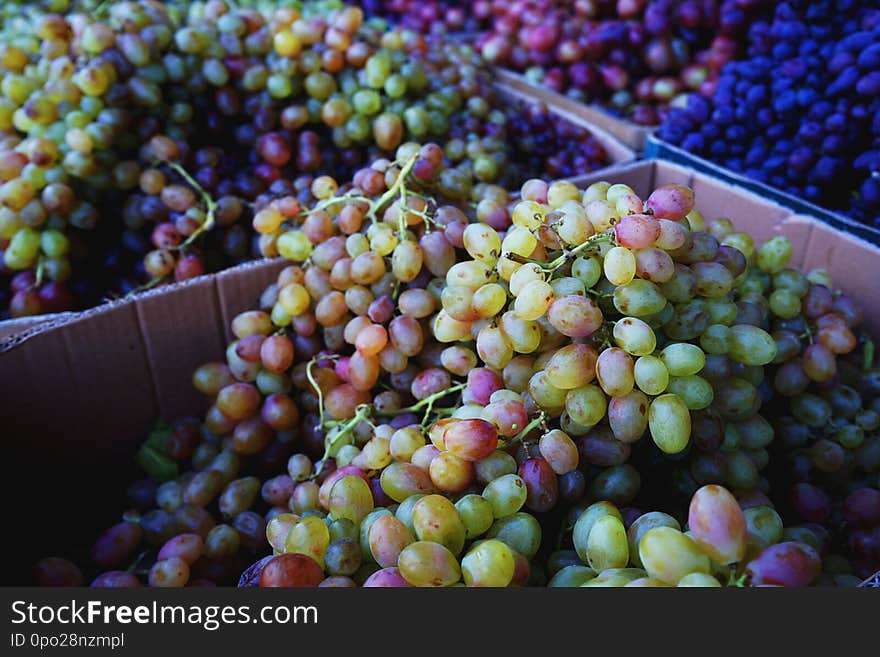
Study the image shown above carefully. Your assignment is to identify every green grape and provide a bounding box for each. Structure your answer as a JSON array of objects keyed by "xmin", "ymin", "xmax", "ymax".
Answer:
[
  {"xmin": 727, "ymin": 325, "xmax": 777, "ymax": 366},
  {"xmin": 455, "ymin": 494, "xmax": 495, "ymax": 539},
  {"xmin": 659, "ymin": 343, "xmax": 706, "ymax": 376},
  {"xmin": 461, "ymin": 539, "xmax": 515, "ymax": 587},
  {"xmin": 548, "ymin": 565, "xmax": 597, "ymax": 587},
  {"xmin": 613, "ymin": 317, "xmax": 657, "ymax": 356},
  {"xmin": 648, "ymin": 394, "xmax": 691, "ymax": 454},
  {"xmin": 572, "ymin": 502, "xmax": 622, "ymax": 562},
  {"xmin": 329, "ymin": 475, "xmax": 374, "ymax": 525},
  {"xmin": 565, "ymin": 385, "xmax": 607, "ymax": 427},
  {"xmin": 412, "ymin": 495, "xmax": 466, "ymax": 555},
  {"xmin": 587, "ymin": 514, "xmax": 629, "ymax": 571},
  {"xmin": 639, "ymin": 527, "xmax": 710, "ymax": 585},
  {"xmin": 613, "ymin": 280, "xmax": 667, "ymax": 316},
  {"xmin": 666, "ymin": 375, "xmax": 714, "ymax": 410},
  {"xmin": 604, "ymin": 246, "xmax": 636, "ymax": 286},
  {"xmin": 581, "ymin": 568, "xmax": 646, "ymax": 587},
  {"xmin": 397, "ymin": 541, "xmax": 461, "ymax": 587},
  {"xmin": 634, "ymin": 356, "xmax": 669, "ymax": 395},
  {"xmin": 485, "ymin": 512, "xmax": 542, "ymax": 560},
  {"xmin": 285, "ymin": 516, "xmax": 330, "ymax": 568},
  {"xmin": 482, "ymin": 474, "xmax": 527, "ymax": 518}
]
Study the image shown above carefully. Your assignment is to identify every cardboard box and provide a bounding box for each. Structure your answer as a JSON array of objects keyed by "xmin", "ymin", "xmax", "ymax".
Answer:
[
  {"xmin": 645, "ymin": 134, "xmax": 880, "ymax": 247},
  {"xmin": 3, "ymin": 159, "xmax": 879, "ymax": 584},
  {"xmin": 495, "ymin": 68, "xmax": 654, "ymax": 152}
]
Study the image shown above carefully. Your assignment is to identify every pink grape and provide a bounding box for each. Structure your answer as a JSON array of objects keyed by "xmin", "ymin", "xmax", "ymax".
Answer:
[
  {"xmin": 547, "ymin": 295, "xmax": 604, "ymax": 338},
  {"xmin": 687, "ymin": 485, "xmax": 747, "ymax": 565},
  {"xmin": 518, "ymin": 457, "xmax": 559, "ymax": 513},
  {"xmin": 745, "ymin": 542, "xmax": 821, "ymax": 587},
  {"xmin": 842, "ymin": 488, "xmax": 880, "ymax": 529},
  {"xmin": 443, "ymin": 419, "xmax": 499, "ymax": 462},
  {"xmin": 615, "ymin": 214, "xmax": 661, "ymax": 249},
  {"xmin": 645, "ymin": 185, "xmax": 695, "ymax": 220},
  {"xmin": 363, "ymin": 567, "xmax": 413, "ymax": 587}
]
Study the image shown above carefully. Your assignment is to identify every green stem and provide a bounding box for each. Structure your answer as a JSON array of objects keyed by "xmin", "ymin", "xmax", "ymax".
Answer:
[
  {"xmin": 395, "ymin": 382, "xmax": 466, "ymax": 415},
  {"xmin": 503, "ymin": 233, "xmax": 614, "ymax": 275},
  {"xmin": 163, "ymin": 161, "xmax": 218, "ymax": 251},
  {"xmin": 502, "ymin": 411, "xmax": 547, "ymax": 449},
  {"xmin": 311, "ymin": 404, "xmax": 373, "ymax": 479},
  {"xmin": 124, "ymin": 273, "xmax": 168, "ymax": 299},
  {"xmin": 306, "ymin": 354, "xmax": 340, "ymax": 431},
  {"xmin": 863, "ymin": 337, "xmax": 875, "ymax": 371},
  {"xmin": 367, "ymin": 154, "xmax": 419, "ymax": 224}
]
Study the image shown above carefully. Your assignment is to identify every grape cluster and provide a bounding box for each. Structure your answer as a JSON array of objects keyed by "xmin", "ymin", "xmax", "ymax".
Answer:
[
  {"xmin": 354, "ymin": 1, "xmax": 491, "ymax": 36},
  {"xmin": 0, "ymin": 0, "xmax": 611, "ymax": 319},
  {"xmin": 475, "ymin": 0, "xmax": 771, "ymax": 125},
  {"xmin": 658, "ymin": 1, "xmax": 880, "ymax": 227},
  {"xmin": 32, "ymin": 141, "xmax": 878, "ymax": 587}
]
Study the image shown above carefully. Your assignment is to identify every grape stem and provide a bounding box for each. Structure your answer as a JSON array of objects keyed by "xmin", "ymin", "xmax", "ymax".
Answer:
[
  {"xmin": 863, "ymin": 338, "xmax": 875, "ymax": 371},
  {"xmin": 306, "ymin": 354, "xmax": 341, "ymax": 431},
  {"xmin": 311, "ymin": 403, "xmax": 373, "ymax": 479},
  {"xmin": 503, "ymin": 411, "xmax": 547, "ymax": 449},
  {"xmin": 504, "ymin": 233, "xmax": 614, "ymax": 274},
  {"xmin": 162, "ymin": 161, "xmax": 218, "ymax": 251},
  {"xmin": 395, "ymin": 382, "xmax": 466, "ymax": 415}
]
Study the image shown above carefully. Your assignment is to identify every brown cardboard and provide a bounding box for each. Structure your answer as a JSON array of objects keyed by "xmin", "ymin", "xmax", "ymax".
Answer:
[{"xmin": 495, "ymin": 68, "xmax": 653, "ymax": 151}]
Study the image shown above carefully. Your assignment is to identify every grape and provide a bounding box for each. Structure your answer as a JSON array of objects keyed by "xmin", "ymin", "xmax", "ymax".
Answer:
[
  {"xmin": 486, "ymin": 513, "xmax": 542, "ymax": 560},
  {"xmin": 745, "ymin": 543, "xmax": 821, "ymax": 588},
  {"xmin": 461, "ymin": 539, "xmax": 516, "ymax": 587},
  {"xmin": 397, "ymin": 542, "xmax": 461, "ymax": 587},
  {"xmin": 688, "ymin": 485, "xmax": 747, "ymax": 565},
  {"xmin": 587, "ymin": 515, "xmax": 629, "ymax": 571},
  {"xmin": 639, "ymin": 527, "xmax": 711, "ymax": 585},
  {"xmin": 368, "ymin": 515, "xmax": 414, "ymax": 569},
  {"xmin": 412, "ymin": 495, "xmax": 466, "ymax": 554},
  {"xmin": 648, "ymin": 394, "xmax": 691, "ymax": 454}
]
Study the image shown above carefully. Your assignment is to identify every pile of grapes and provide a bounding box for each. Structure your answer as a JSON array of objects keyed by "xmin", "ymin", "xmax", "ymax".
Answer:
[
  {"xmin": 34, "ymin": 142, "xmax": 880, "ymax": 588},
  {"xmin": 354, "ymin": 0, "xmax": 492, "ymax": 35},
  {"xmin": 475, "ymin": 0, "xmax": 771, "ymax": 126},
  {"xmin": 0, "ymin": 0, "xmax": 612, "ymax": 320},
  {"xmin": 658, "ymin": 1, "xmax": 880, "ymax": 228}
]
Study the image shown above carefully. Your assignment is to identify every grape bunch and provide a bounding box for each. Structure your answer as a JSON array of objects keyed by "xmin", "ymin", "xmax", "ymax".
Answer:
[
  {"xmin": 31, "ymin": 140, "xmax": 879, "ymax": 587},
  {"xmin": 658, "ymin": 0, "xmax": 880, "ymax": 227},
  {"xmin": 354, "ymin": 1, "xmax": 491, "ymax": 36},
  {"xmin": 0, "ymin": 0, "xmax": 612, "ymax": 319},
  {"xmin": 475, "ymin": 0, "xmax": 772, "ymax": 125}
]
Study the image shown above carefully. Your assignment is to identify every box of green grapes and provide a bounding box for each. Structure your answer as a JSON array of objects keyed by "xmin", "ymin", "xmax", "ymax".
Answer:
[{"xmin": 2, "ymin": 159, "xmax": 878, "ymax": 588}]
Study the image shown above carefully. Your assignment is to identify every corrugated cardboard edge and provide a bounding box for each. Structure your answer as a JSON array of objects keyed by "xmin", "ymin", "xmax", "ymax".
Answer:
[
  {"xmin": 495, "ymin": 68, "xmax": 653, "ymax": 151},
  {"xmin": 645, "ymin": 134, "xmax": 880, "ymax": 247}
]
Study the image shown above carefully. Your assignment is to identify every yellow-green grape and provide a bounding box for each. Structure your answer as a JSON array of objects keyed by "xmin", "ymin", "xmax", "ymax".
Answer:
[
  {"xmin": 547, "ymin": 180, "xmax": 580, "ymax": 208},
  {"xmin": 572, "ymin": 255, "xmax": 602, "ymax": 288},
  {"xmin": 638, "ymin": 527, "xmax": 710, "ymax": 585},
  {"xmin": 633, "ymin": 355, "xmax": 669, "ymax": 395},
  {"xmin": 482, "ymin": 474, "xmax": 527, "ymax": 518},
  {"xmin": 368, "ymin": 223, "xmax": 398, "ymax": 256},
  {"xmin": 677, "ymin": 573, "xmax": 721, "ymax": 587},
  {"xmin": 278, "ymin": 283, "xmax": 310, "ymax": 316},
  {"xmin": 627, "ymin": 512, "xmax": 681, "ymax": 568},
  {"xmin": 743, "ymin": 506, "xmax": 784, "ymax": 549},
  {"xmin": 397, "ymin": 541, "xmax": 461, "ymax": 587},
  {"xmin": 612, "ymin": 280, "xmax": 667, "ymax": 316},
  {"xmin": 412, "ymin": 495, "xmax": 466, "ymax": 555},
  {"xmin": 463, "ymin": 223, "xmax": 501, "ymax": 265},
  {"xmin": 500, "ymin": 312, "xmax": 541, "ymax": 353},
  {"xmin": 648, "ymin": 394, "xmax": 691, "ymax": 454},
  {"xmin": 587, "ymin": 515, "xmax": 629, "ymax": 571},
  {"xmin": 606, "ymin": 183, "xmax": 636, "ymax": 204},
  {"xmin": 475, "ymin": 451, "xmax": 518, "ymax": 485},
  {"xmin": 727, "ymin": 325, "xmax": 777, "ymax": 366},
  {"xmin": 473, "ymin": 283, "xmax": 507, "ymax": 319},
  {"xmin": 389, "ymin": 426, "xmax": 425, "ymax": 463},
  {"xmin": 573, "ymin": 502, "xmax": 622, "ymax": 562},
  {"xmin": 502, "ymin": 225, "xmax": 538, "ymax": 258},
  {"xmin": 666, "ymin": 375, "xmax": 714, "ymax": 410},
  {"xmin": 581, "ymin": 568, "xmax": 645, "ymax": 587},
  {"xmin": 455, "ymin": 494, "xmax": 495, "ymax": 539},
  {"xmin": 40, "ymin": 229, "xmax": 69, "ymax": 257},
  {"xmin": 447, "ymin": 260, "xmax": 494, "ymax": 289},
  {"xmin": 285, "ymin": 516, "xmax": 330, "ymax": 568},
  {"xmin": 266, "ymin": 514, "xmax": 299, "ymax": 552},
  {"xmin": 604, "ymin": 246, "xmax": 636, "ymax": 286},
  {"xmin": 659, "ymin": 343, "xmax": 706, "ymax": 376},
  {"xmin": 513, "ymin": 280, "xmax": 553, "ymax": 320},
  {"xmin": 461, "ymin": 539, "xmax": 515, "ymax": 587},
  {"xmin": 756, "ymin": 236, "xmax": 791, "ymax": 273},
  {"xmin": 391, "ymin": 240, "xmax": 423, "ymax": 282},
  {"xmin": 556, "ymin": 203, "xmax": 594, "ymax": 246},
  {"xmin": 432, "ymin": 310, "xmax": 472, "ymax": 342},
  {"xmin": 4, "ymin": 226, "xmax": 41, "ymax": 268},
  {"xmin": 511, "ymin": 200, "xmax": 544, "ymax": 230},
  {"xmin": 583, "ymin": 181, "xmax": 611, "ymax": 203},
  {"xmin": 613, "ymin": 317, "xmax": 657, "ymax": 356},
  {"xmin": 546, "ymin": 343, "xmax": 598, "ymax": 389},
  {"xmin": 565, "ymin": 384, "xmax": 607, "ymax": 427},
  {"xmin": 328, "ymin": 475, "xmax": 374, "ymax": 525},
  {"xmin": 277, "ymin": 230, "xmax": 313, "ymax": 261},
  {"xmin": 509, "ymin": 263, "xmax": 544, "ymax": 296},
  {"xmin": 548, "ymin": 565, "xmax": 597, "ymax": 587},
  {"xmin": 485, "ymin": 512, "xmax": 542, "ymax": 560}
]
